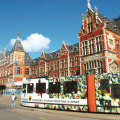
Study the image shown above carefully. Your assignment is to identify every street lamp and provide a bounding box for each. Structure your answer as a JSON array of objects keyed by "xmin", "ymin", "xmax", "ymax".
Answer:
[{"xmin": 14, "ymin": 61, "xmax": 18, "ymax": 82}]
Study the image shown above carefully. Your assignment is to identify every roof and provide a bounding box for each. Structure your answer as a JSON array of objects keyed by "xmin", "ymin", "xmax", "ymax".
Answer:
[
  {"xmin": 68, "ymin": 43, "xmax": 79, "ymax": 54},
  {"xmin": 24, "ymin": 53, "xmax": 33, "ymax": 66},
  {"xmin": 98, "ymin": 13, "xmax": 120, "ymax": 33},
  {"xmin": 12, "ymin": 39, "xmax": 24, "ymax": 51},
  {"xmin": 31, "ymin": 57, "xmax": 40, "ymax": 66}
]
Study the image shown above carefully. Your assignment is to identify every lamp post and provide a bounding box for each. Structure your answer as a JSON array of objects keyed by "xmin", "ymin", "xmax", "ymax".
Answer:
[{"xmin": 14, "ymin": 61, "xmax": 18, "ymax": 82}]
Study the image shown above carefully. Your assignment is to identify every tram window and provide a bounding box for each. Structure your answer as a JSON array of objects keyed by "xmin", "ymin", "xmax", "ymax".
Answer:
[
  {"xmin": 36, "ymin": 83, "xmax": 46, "ymax": 93},
  {"xmin": 22, "ymin": 84, "xmax": 26, "ymax": 93},
  {"xmin": 27, "ymin": 83, "xmax": 33, "ymax": 93},
  {"xmin": 49, "ymin": 82, "xmax": 60, "ymax": 93},
  {"xmin": 63, "ymin": 81, "xmax": 77, "ymax": 93},
  {"xmin": 111, "ymin": 84, "xmax": 120, "ymax": 98},
  {"xmin": 100, "ymin": 79, "xmax": 109, "ymax": 93}
]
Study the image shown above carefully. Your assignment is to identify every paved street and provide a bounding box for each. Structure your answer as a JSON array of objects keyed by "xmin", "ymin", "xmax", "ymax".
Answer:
[{"xmin": 0, "ymin": 94, "xmax": 120, "ymax": 120}]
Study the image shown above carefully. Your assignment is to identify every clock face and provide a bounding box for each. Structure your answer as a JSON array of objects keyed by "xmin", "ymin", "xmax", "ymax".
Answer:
[
  {"xmin": 17, "ymin": 55, "xmax": 22, "ymax": 61},
  {"xmin": 18, "ymin": 56, "xmax": 21, "ymax": 59}
]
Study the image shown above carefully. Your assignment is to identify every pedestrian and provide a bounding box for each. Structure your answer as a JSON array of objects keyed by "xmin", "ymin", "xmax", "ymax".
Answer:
[{"xmin": 11, "ymin": 93, "xmax": 15, "ymax": 108}]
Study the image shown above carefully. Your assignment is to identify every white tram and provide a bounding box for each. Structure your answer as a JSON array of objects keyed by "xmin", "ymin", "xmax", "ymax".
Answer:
[{"xmin": 21, "ymin": 77, "xmax": 88, "ymax": 111}]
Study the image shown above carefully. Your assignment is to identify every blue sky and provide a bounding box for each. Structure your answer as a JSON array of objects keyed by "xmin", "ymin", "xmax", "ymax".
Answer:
[{"xmin": 0, "ymin": 0, "xmax": 120, "ymax": 59}]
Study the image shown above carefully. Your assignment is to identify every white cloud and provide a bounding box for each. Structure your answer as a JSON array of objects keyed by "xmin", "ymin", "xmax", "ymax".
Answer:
[{"xmin": 9, "ymin": 33, "xmax": 51, "ymax": 52}]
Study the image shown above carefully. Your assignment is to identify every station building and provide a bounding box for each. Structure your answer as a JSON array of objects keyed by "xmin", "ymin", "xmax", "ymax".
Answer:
[{"xmin": 0, "ymin": 1, "xmax": 120, "ymax": 90}]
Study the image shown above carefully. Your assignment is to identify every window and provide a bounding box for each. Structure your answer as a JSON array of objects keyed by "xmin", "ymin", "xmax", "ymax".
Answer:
[
  {"xmin": 25, "ymin": 68, "xmax": 29, "ymax": 75},
  {"xmin": 32, "ymin": 68, "xmax": 34, "ymax": 74},
  {"xmin": 49, "ymin": 82, "xmax": 60, "ymax": 93},
  {"xmin": 84, "ymin": 64, "xmax": 87, "ymax": 74},
  {"xmin": 46, "ymin": 64, "xmax": 49, "ymax": 72},
  {"xmin": 96, "ymin": 36, "xmax": 102, "ymax": 52},
  {"xmin": 38, "ymin": 67, "xmax": 39, "ymax": 74},
  {"xmin": 89, "ymin": 39, "xmax": 94, "ymax": 54},
  {"xmin": 53, "ymin": 62, "xmax": 55, "ymax": 70},
  {"xmin": 70, "ymin": 71, "xmax": 73, "ymax": 76},
  {"xmin": 111, "ymin": 84, "xmax": 120, "ymax": 98},
  {"xmin": 116, "ymin": 39, "xmax": 120, "ymax": 53},
  {"xmin": 75, "ymin": 70, "xmax": 79, "ymax": 75},
  {"xmin": 87, "ymin": 14, "xmax": 93, "ymax": 33},
  {"xmin": 84, "ymin": 60, "xmax": 103, "ymax": 74},
  {"xmin": 65, "ymin": 71, "xmax": 68, "ymax": 76},
  {"xmin": 97, "ymin": 60, "xmax": 103, "ymax": 74},
  {"xmin": 82, "ymin": 41, "xmax": 88, "ymax": 55},
  {"xmin": 109, "ymin": 39, "xmax": 113, "ymax": 45},
  {"xmin": 27, "ymin": 83, "xmax": 33, "ymax": 93},
  {"xmin": 60, "ymin": 60, "xmax": 63, "ymax": 69},
  {"xmin": 43, "ymin": 65, "xmax": 45, "ymax": 72},
  {"xmin": 63, "ymin": 81, "xmax": 77, "ymax": 93},
  {"xmin": 65, "ymin": 59, "xmax": 67, "ymax": 68},
  {"xmin": 36, "ymin": 83, "xmax": 46, "ymax": 93},
  {"xmin": 75, "ymin": 56, "xmax": 78, "ymax": 66},
  {"xmin": 40, "ymin": 66, "xmax": 42, "ymax": 73},
  {"xmin": 70, "ymin": 58, "xmax": 73, "ymax": 67},
  {"xmin": 31, "ymin": 68, "xmax": 32, "ymax": 75},
  {"xmin": 50, "ymin": 63, "xmax": 52, "ymax": 70},
  {"xmin": 60, "ymin": 71, "xmax": 63, "ymax": 77},
  {"xmin": 57, "ymin": 61, "xmax": 59, "ymax": 70},
  {"xmin": 17, "ymin": 67, "xmax": 20, "ymax": 74},
  {"xmin": 35, "ymin": 67, "xmax": 37, "ymax": 74},
  {"xmin": 100, "ymin": 79, "xmax": 109, "ymax": 93},
  {"xmin": 22, "ymin": 84, "xmax": 26, "ymax": 93}
]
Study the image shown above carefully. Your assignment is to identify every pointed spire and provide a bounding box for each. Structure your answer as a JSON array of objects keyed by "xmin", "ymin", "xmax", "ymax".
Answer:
[
  {"xmin": 17, "ymin": 31, "xmax": 20, "ymax": 40},
  {"xmin": 42, "ymin": 47, "xmax": 43, "ymax": 52},
  {"xmin": 62, "ymin": 38, "xmax": 64, "ymax": 42},
  {"xmin": 94, "ymin": 6, "xmax": 97, "ymax": 12},
  {"xmin": 82, "ymin": 13, "xmax": 84, "ymax": 19},
  {"xmin": 87, "ymin": 0, "xmax": 92, "ymax": 9}
]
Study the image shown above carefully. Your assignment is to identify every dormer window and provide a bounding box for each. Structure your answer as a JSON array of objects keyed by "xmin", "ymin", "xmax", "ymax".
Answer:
[
  {"xmin": 19, "ymin": 47, "xmax": 21, "ymax": 50},
  {"xmin": 106, "ymin": 21, "xmax": 109, "ymax": 26},
  {"xmin": 103, "ymin": 16, "xmax": 106, "ymax": 21},
  {"xmin": 110, "ymin": 21, "xmax": 113, "ymax": 25},
  {"xmin": 114, "ymin": 25, "xmax": 117, "ymax": 30},
  {"xmin": 87, "ymin": 14, "xmax": 93, "ymax": 33}
]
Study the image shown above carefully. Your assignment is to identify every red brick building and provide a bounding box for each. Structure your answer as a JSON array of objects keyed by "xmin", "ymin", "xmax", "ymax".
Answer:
[
  {"xmin": 0, "ymin": 1, "xmax": 120, "ymax": 89},
  {"xmin": 78, "ymin": 2, "xmax": 120, "ymax": 75}
]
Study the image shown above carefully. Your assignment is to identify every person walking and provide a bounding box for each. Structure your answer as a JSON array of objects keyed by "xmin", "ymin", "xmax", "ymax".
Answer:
[{"xmin": 11, "ymin": 93, "xmax": 15, "ymax": 108}]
